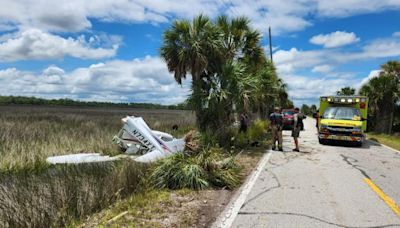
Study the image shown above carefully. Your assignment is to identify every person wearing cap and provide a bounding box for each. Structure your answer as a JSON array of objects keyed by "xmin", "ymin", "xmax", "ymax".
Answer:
[
  {"xmin": 292, "ymin": 107, "xmax": 305, "ymax": 152},
  {"xmin": 269, "ymin": 107, "xmax": 283, "ymax": 151}
]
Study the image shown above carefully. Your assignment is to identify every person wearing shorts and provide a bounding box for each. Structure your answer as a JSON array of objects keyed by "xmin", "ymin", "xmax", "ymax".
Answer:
[{"xmin": 292, "ymin": 107, "xmax": 304, "ymax": 152}]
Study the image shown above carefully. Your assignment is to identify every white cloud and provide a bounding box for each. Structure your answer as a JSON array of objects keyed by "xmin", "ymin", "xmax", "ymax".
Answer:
[
  {"xmin": 311, "ymin": 64, "xmax": 333, "ymax": 74},
  {"xmin": 274, "ymin": 48, "xmax": 328, "ymax": 74},
  {"xmin": 316, "ymin": 0, "xmax": 400, "ymax": 18},
  {"xmin": 274, "ymin": 33, "xmax": 400, "ymax": 105},
  {"xmin": 0, "ymin": 29, "xmax": 119, "ymax": 61},
  {"xmin": 310, "ymin": 31, "xmax": 360, "ymax": 48},
  {"xmin": 281, "ymin": 73, "xmax": 360, "ymax": 106},
  {"xmin": 0, "ymin": 56, "xmax": 190, "ymax": 104},
  {"xmin": 0, "ymin": 0, "xmax": 399, "ymax": 36},
  {"xmin": 394, "ymin": 32, "xmax": 400, "ymax": 37},
  {"xmin": 358, "ymin": 69, "xmax": 381, "ymax": 87},
  {"xmin": 274, "ymin": 34, "xmax": 400, "ymax": 75}
]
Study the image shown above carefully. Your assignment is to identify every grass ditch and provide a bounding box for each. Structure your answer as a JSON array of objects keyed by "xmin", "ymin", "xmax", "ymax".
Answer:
[
  {"xmin": 367, "ymin": 133, "xmax": 400, "ymax": 151},
  {"xmin": 0, "ymin": 160, "xmax": 148, "ymax": 227}
]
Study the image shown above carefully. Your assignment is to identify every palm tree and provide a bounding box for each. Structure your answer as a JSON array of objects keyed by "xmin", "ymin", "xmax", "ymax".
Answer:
[
  {"xmin": 160, "ymin": 15, "xmax": 221, "ymax": 131},
  {"xmin": 161, "ymin": 15, "xmax": 287, "ymax": 136},
  {"xmin": 381, "ymin": 60, "xmax": 400, "ymax": 81},
  {"xmin": 359, "ymin": 60, "xmax": 400, "ymax": 133},
  {"xmin": 216, "ymin": 15, "xmax": 265, "ymax": 71}
]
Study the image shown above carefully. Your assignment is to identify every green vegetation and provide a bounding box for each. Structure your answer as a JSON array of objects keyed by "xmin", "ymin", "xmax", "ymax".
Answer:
[
  {"xmin": 360, "ymin": 60, "xmax": 400, "ymax": 134},
  {"xmin": 0, "ymin": 106, "xmax": 195, "ymax": 173},
  {"xmin": 367, "ymin": 133, "xmax": 400, "ymax": 151},
  {"xmin": 0, "ymin": 95, "xmax": 189, "ymax": 110},
  {"xmin": 336, "ymin": 86, "xmax": 356, "ymax": 96},
  {"xmin": 0, "ymin": 105, "xmax": 195, "ymax": 227},
  {"xmin": 301, "ymin": 104, "xmax": 317, "ymax": 116},
  {"xmin": 74, "ymin": 190, "xmax": 178, "ymax": 227},
  {"xmin": 0, "ymin": 160, "xmax": 147, "ymax": 227},
  {"xmin": 161, "ymin": 15, "xmax": 290, "ymax": 143},
  {"xmin": 151, "ymin": 147, "xmax": 240, "ymax": 190}
]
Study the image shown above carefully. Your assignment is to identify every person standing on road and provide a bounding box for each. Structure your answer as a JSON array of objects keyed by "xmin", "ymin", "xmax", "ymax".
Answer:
[
  {"xmin": 313, "ymin": 109, "xmax": 320, "ymax": 128},
  {"xmin": 269, "ymin": 107, "xmax": 283, "ymax": 151},
  {"xmin": 292, "ymin": 107, "xmax": 304, "ymax": 152}
]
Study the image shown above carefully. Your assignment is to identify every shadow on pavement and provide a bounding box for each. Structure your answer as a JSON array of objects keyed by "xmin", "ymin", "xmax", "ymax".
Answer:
[{"xmin": 319, "ymin": 139, "xmax": 385, "ymax": 150}]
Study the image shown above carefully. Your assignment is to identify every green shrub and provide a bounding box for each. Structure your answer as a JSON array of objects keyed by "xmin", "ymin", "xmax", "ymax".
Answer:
[
  {"xmin": 230, "ymin": 119, "xmax": 269, "ymax": 149},
  {"xmin": 200, "ymin": 130, "xmax": 220, "ymax": 147},
  {"xmin": 247, "ymin": 119, "xmax": 268, "ymax": 141},
  {"xmin": 150, "ymin": 153, "xmax": 209, "ymax": 190},
  {"xmin": 150, "ymin": 147, "xmax": 241, "ymax": 190}
]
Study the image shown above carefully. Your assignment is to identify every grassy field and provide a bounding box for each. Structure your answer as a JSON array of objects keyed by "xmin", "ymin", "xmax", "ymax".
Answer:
[
  {"xmin": 0, "ymin": 105, "xmax": 195, "ymax": 172},
  {"xmin": 0, "ymin": 105, "xmax": 195, "ymax": 227},
  {"xmin": 367, "ymin": 133, "xmax": 400, "ymax": 151}
]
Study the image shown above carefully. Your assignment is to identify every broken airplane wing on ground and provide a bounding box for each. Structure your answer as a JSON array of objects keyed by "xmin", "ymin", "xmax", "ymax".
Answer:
[{"xmin": 46, "ymin": 116, "xmax": 185, "ymax": 164}]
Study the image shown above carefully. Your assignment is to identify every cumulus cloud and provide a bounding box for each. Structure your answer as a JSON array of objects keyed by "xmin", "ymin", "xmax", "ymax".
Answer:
[
  {"xmin": 316, "ymin": 0, "xmax": 400, "ymax": 18},
  {"xmin": 0, "ymin": 0, "xmax": 399, "ymax": 36},
  {"xmin": 310, "ymin": 31, "xmax": 360, "ymax": 48},
  {"xmin": 358, "ymin": 70, "xmax": 381, "ymax": 87},
  {"xmin": 281, "ymin": 73, "xmax": 361, "ymax": 106},
  {"xmin": 274, "ymin": 33, "xmax": 400, "ymax": 105},
  {"xmin": 0, "ymin": 29, "xmax": 119, "ymax": 61},
  {"xmin": 0, "ymin": 56, "xmax": 190, "ymax": 104},
  {"xmin": 311, "ymin": 65, "xmax": 333, "ymax": 74},
  {"xmin": 274, "ymin": 34, "xmax": 400, "ymax": 75}
]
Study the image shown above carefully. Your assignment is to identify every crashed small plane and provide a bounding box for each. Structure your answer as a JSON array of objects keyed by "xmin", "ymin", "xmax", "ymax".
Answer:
[{"xmin": 46, "ymin": 116, "xmax": 185, "ymax": 164}]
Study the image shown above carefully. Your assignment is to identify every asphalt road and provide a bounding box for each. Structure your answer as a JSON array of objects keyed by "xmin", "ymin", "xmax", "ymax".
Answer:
[{"xmin": 231, "ymin": 118, "xmax": 400, "ymax": 228}]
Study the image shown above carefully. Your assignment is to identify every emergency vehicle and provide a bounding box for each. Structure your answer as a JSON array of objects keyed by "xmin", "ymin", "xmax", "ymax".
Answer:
[{"xmin": 318, "ymin": 96, "xmax": 368, "ymax": 146}]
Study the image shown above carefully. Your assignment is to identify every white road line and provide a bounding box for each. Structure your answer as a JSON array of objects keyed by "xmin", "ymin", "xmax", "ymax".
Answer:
[
  {"xmin": 212, "ymin": 150, "xmax": 273, "ymax": 228},
  {"xmin": 367, "ymin": 139, "xmax": 400, "ymax": 154}
]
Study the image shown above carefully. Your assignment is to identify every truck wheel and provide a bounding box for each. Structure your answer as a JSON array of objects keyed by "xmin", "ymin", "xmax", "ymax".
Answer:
[
  {"xmin": 354, "ymin": 141, "xmax": 363, "ymax": 147},
  {"xmin": 318, "ymin": 138, "xmax": 325, "ymax": 145}
]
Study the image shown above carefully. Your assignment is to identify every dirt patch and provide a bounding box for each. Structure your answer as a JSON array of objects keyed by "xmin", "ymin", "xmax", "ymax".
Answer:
[{"xmin": 165, "ymin": 149, "xmax": 264, "ymax": 227}]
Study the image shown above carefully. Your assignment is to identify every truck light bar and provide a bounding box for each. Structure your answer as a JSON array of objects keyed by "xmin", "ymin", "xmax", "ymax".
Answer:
[{"xmin": 321, "ymin": 96, "xmax": 367, "ymax": 104}]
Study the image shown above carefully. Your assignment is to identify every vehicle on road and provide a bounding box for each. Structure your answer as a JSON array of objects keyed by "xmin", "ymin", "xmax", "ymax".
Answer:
[
  {"xmin": 282, "ymin": 109, "xmax": 294, "ymax": 130},
  {"xmin": 318, "ymin": 96, "xmax": 368, "ymax": 146},
  {"xmin": 282, "ymin": 109, "xmax": 305, "ymax": 130}
]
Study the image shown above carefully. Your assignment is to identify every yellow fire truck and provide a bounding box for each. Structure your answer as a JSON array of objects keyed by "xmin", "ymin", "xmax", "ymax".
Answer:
[{"xmin": 318, "ymin": 96, "xmax": 368, "ymax": 146}]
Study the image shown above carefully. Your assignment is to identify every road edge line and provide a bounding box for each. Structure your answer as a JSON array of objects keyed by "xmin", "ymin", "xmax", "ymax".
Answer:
[
  {"xmin": 212, "ymin": 150, "xmax": 273, "ymax": 228},
  {"xmin": 367, "ymin": 139, "xmax": 400, "ymax": 154},
  {"xmin": 364, "ymin": 178, "xmax": 400, "ymax": 217}
]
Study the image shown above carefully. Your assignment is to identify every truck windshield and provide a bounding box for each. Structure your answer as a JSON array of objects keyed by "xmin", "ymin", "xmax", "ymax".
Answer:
[
  {"xmin": 283, "ymin": 110, "xmax": 294, "ymax": 115},
  {"xmin": 323, "ymin": 107, "xmax": 361, "ymax": 121}
]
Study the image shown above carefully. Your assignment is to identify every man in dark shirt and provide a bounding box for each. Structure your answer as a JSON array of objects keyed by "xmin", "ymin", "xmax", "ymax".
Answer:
[
  {"xmin": 292, "ymin": 107, "xmax": 305, "ymax": 152},
  {"xmin": 269, "ymin": 107, "xmax": 283, "ymax": 151}
]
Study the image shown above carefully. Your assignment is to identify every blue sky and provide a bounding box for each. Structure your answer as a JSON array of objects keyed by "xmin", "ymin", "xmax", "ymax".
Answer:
[{"xmin": 0, "ymin": 1, "xmax": 399, "ymax": 106}]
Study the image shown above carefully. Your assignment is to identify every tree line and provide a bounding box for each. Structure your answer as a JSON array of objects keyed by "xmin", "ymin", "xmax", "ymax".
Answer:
[{"xmin": 0, "ymin": 95, "xmax": 190, "ymax": 110}]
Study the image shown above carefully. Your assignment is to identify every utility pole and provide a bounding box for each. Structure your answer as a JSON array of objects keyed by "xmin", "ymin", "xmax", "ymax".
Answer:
[{"xmin": 269, "ymin": 26, "xmax": 273, "ymax": 63}]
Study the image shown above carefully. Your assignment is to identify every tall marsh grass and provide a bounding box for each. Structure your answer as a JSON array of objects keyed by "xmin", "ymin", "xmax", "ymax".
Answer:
[
  {"xmin": 0, "ymin": 105, "xmax": 195, "ymax": 172},
  {"xmin": 0, "ymin": 105, "xmax": 195, "ymax": 226},
  {"xmin": 0, "ymin": 160, "xmax": 147, "ymax": 227}
]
